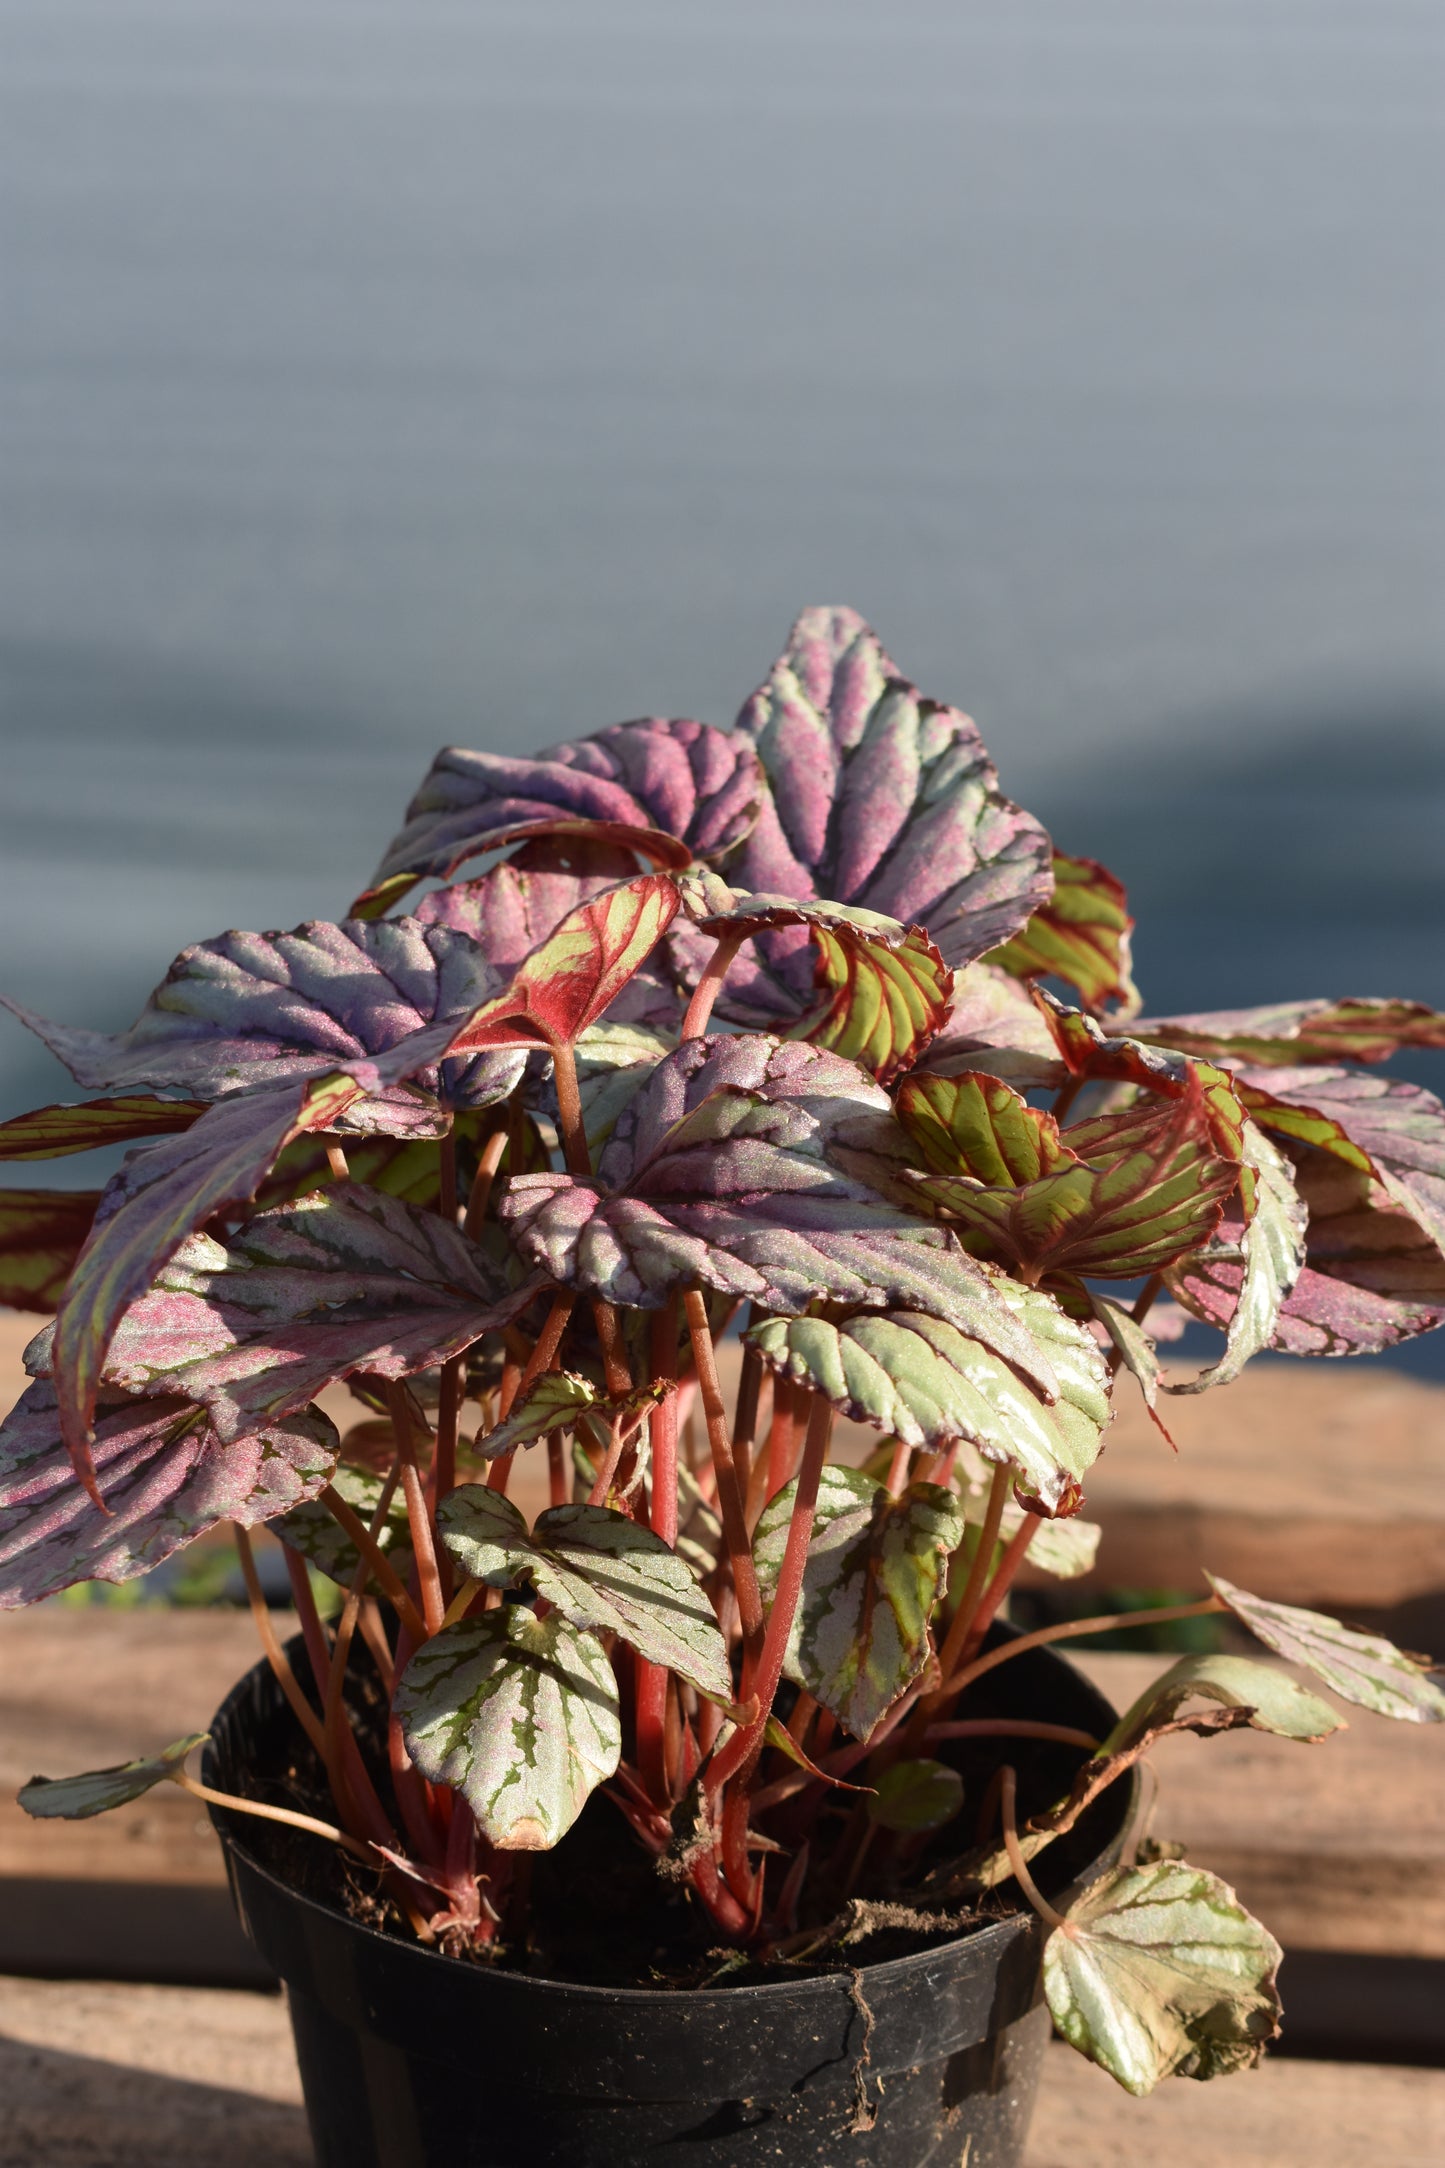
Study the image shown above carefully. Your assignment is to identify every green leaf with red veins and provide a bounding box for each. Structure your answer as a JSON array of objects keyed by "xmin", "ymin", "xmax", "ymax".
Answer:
[
  {"xmin": 1239, "ymin": 1067, "xmax": 1445, "ymax": 1255},
  {"xmin": 437, "ymin": 1486, "xmax": 730, "ymax": 1698},
  {"xmin": 475, "ymin": 1371, "xmax": 668, "ymax": 1461},
  {"xmin": 0, "ymin": 1379, "xmax": 337, "ymax": 1608},
  {"xmin": 39, "ymin": 1182, "xmax": 540, "ymax": 1444},
  {"xmin": 1043, "ymin": 1861, "xmax": 1282, "ymax": 2094},
  {"xmin": 1132, "ymin": 997, "xmax": 1445, "ymax": 1067},
  {"xmin": 395, "ymin": 1608, "xmax": 621, "ymax": 1850},
  {"xmin": 1162, "ymin": 1121, "xmax": 1306, "ymax": 1393},
  {"xmin": 2, "ymin": 919, "xmax": 526, "ymax": 1139},
  {"xmin": 897, "ymin": 1071, "xmax": 1073, "ymax": 1186},
  {"xmin": 499, "ymin": 1033, "xmax": 1061, "ymax": 1396},
  {"xmin": 19, "ymin": 1736, "xmax": 210, "ymax": 1820},
  {"xmin": 0, "ymin": 1097, "xmax": 205, "ymax": 1161},
  {"xmin": 984, "ymin": 851, "xmax": 1140, "ymax": 1018},
  {"xmin": 0, "ymin": 1190, "xmax": 101, "ymax": 1313},
  {"xmin": 444, "ymin": 874, "xmax": 680, "ymax": 1054},
  {"xmin": 746, "ymin": 1296, "xmax": 1110, "ymax": 1512},
  {"xmin": 270, "ymin": 1460, "xmax": 413, "ymax": 1592},
  {"xmin": 754, "ymin": 1465, "xmax": 965, "ymax": 1739},
  {"xmin": 1034, "ymin": 993, "xmax": 1249, "ymax": 1172},
  {"xmin": 1208, "ymin": 1574, "xmax": 1445, "ymax": 1722}
]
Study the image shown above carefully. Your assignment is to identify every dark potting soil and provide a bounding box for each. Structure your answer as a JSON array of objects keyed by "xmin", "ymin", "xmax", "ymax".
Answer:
[{"xmin": 224, "ymin": 1647, "xmax": 1123, "ymax": 1994}]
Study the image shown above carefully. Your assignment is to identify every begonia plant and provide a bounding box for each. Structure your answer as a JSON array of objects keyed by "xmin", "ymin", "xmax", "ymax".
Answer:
[{"xmin": 5, "ymin": 608, "xmax": 1445, "ymax": 2096}]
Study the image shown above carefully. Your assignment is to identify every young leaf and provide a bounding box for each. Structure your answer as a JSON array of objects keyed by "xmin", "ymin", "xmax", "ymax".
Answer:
[
  {"xmin": 1035, "ymin": 994, "xmax": 1250, "ymax": 1170},
  {"xmin": 362, "ymin": 716, "xmax": 763, "ymax": 897},
  {"xmin": 437, "ymin": 1487, "xmax": 731, "ymax": 1697},
  {"xmin": 1022, "ymin": 1509, "xmax": 1102, "ymax": 1579},
  {"xmin": 1208, "ymin": 1573, "xmax": 1445, "ymax": 1722},
  {"xmin": 732, "ymin": 606, "xmax": 1053, "ymax": 972},
  {"xmin": 394, "ymin": 1607, "xmax": 622, "ymax": 1849},
  {"xmin": 1133, "ymin": 997, "xmax": 1445, "ymax": 1068},
  {"xmin": 19, "ymin": 1736, "xmax": 208, "ymax": 1819},
  {"xmin": 746, "ymin": 1296, "xmax": 1111, "ymax": 1512},
  {"xmin": 0, "ymin": 1189, "xmax": 101, "ymax": 1312},
  {"xmin": 753, "ymin": 1466, "xmax": 965, "ymax": 1738},
  {"xmin": 0, "ymin": 1380, "xmax": 337, "ymax": 1608},
  {"xmin": 0, "ymin": 1096, "xmax": 205, "ymax": 1160},
  {"xmin": 269, "ymin": 1461, "xmax": 414, "ymax": 1592},
  {"xmin": 985, "ymin": 851, "xmax": 1140, "ymax": 1018},
  {"xmin": 444, "ymin": 874, "xmax": 680, "ymax": 1054},
  {"xmin": 1163, "ymin": 1121, "xmax": 1307, "ymax": 1393},
  {"xmin": 1043, "ymin": 1861, "xmax": 1282, "ymax": 2094},
  {"xmin": 2, "ymin": 919, "xmax": 526, "ymax": 1137},
  {"xmin": 867, "ymin": 1758, "xmax": 964, "ymax": 1833},
  {"xmin": 474, "ymin": 1371, "xmax": 606, "ymax": 1459}
]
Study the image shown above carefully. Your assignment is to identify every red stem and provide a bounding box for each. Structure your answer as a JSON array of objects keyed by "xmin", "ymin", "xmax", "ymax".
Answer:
[
  {"xmin": 684, "ymin": 1290, "xmax": 765, "ymax": 1673},
  {"xmin": 637, "ymin": 1302, "xmax": 682, "ymax": 1803},
  {"xmin": 955, "ymin": 1512, "xmax": 1040, "ymax": 1667},
  {"xmin": 681, "ymin": 929, "xmax": 745, "ymax": 1039},
  {"xmin": 385, "ymin": 1385, "xmax": 446, "ymax": 1637}
]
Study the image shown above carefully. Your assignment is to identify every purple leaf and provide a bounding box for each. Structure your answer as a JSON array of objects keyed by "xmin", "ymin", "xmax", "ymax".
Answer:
[
  {"xmin": 499, "ymin": 1033, "xmax": 1060, "ymax": 1395},
  {"xmin": 1240, "ymin": 1067, "xmax": 1445, "ymax": 1256},
  {"xmin": 364, "ymin": 717, "xmax": 763, "ymax": 896},
  {"xmin": 34, "ymin": 1183, "xmax": 541, "ymax": 1443},
  {"xmin": 1134, "ymin": 998, "xmax": 1445, "ymax": 1067},
  {"xmin": 731, "ymin": 607, "xmax": 1053, "ymax": 974},
  {"xmin": 0, "ymin": 1379, "xmax": 337, "ymax": 1608},
  {"xmin": 918, "ymin": 963, "xmax": 1068, "ymax": 1089},
  {"xmin": 3, "ymin": 919, "xmax": 526, "ymax": 1138}
]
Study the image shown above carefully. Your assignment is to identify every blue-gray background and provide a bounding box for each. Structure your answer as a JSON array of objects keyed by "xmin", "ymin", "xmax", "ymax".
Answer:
[{"xmin": 2, "ymin": 2, "xmax": 1442, "ymax": 1366}]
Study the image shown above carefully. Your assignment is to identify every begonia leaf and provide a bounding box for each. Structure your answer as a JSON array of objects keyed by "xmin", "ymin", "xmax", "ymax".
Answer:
[
  {"xmin": 0, "ymin": 1097, "xmax": 205, "ymax": 1160},
  {"xmin": 1019, "ymin": 1509, "xmax": 1102, "ymax": 1579},
  {"xmin": 19, "ymin": 1735, "xmax": 209, "ymax": 1819},
  {"xmin": 395, "ymin": 1607, "xmax": 621, "ymax": 1849},
  {"xmin": 753, "ymin": 1465, "xmax": 963, "ymax": 1738},
  {"xmin": 570, "ymin": 1023, "xmax": 679, "ymax": 1151},
  {"xmin": 1208, "ymin": 1573, "xmax": 1445, "ymax": 1722},
  {"xmin": 1036, "ymin": 994, "xmax": 1250, "ymax": 1172},
  {"xmin": 2, "ymin": 919, "xmax": 526, "ymax": 1138},
  {"xmin": 731, "ymin": 607, "xmax": 1053, "ymax": 975},
  {"xmin": 271, "ymin": 1459, "xmax": 413, "ymax": 1592},
  {"xmin": 475, "ymin": 1371, "xmax": 666, "ymax": 1460},
  {"xmin": 46, "ymin": 1182, "xmax": 540, "ymax": 1443},
  {"xmin": 1133, "ymin": 997, "xmax": 1445, "ymax": 1068},
  {"xmin": 1162, "ymin": 1121, "xmax": 1306, "ymax": 1392},
  {"xmin": 445, "ymin": 874, "xmax": 680, "ymax": 1054},
  {"xmin": 746, "ymin": 1296, "xmax": 1110, "ymax": 1512},
  {"xmin": 364, "ymin": 716, "xmax": 762, "ymax": 897},
  {"xmin": 897, "ymin": 1070, "xmax": 1072, "ymax": 1186},
  {"xmin": 437, "ymin": 1487, "xmax": 730, "ymax": 1697},
  {"xmin": 500, "ymin": 1033, "xmax": 1060, "ymax": 1393},
  {"xmin": 1043, "ymin": 1860, "xmax": 1281, "ymax": 2093},
  {"xmin": 867, "ymin": 1759, "xmax": 964, "ymax": 1834},
  {"xmin": 1088, "ymin": 1294, "xmax": 1174, "ymax": 1443},
  {"xmin": 0, "ymin": 1378, "xmax": 337, "ymax": 1607},
  {"xmin": 1239, "ymin": 1067, "xmax": 1445, "ymax": 1255},
  {"xmin": 985, "ymin": 851, "xmax": 1140, "ymax": 1017},
  {"xmin": 0, "ymin": 1189, "xmax": 101, "ymax": 1312},
  {"xmin": 1102, "ymin": 1653, "xmax": 1343, "ymax": 1753},
  {"xmin": 921, "ymin": 964, "xmax": 1067, "ymax": 1090}
]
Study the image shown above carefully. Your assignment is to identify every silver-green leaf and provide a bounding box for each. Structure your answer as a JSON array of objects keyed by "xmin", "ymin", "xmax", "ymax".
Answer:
[
  {"xmin": 19, "ymin": 1734, "xmax": 208, "ymax": 1820},
  {"xmin": 394, "ymin": 1608, "xmax": 621, "ymax": 1850},
  {"xmin": 1164, "ymin": 1121, "xmax": 1306, "ymax": 1394},
  {"xmin": 437, "ymin": 1486, "xmax": 731, "ymax": 1699},
  {"xmin": 1102, "ymin": 1653, "xmax": 1343, "ymax": 1753},
  {"xmin": 271, "ymin": 1461, "xmax": 413, "ymax": 1591},
  {"xmin": 1043, "ymin": 1860, "xmax": 1282, "ymax": 2095},
  {"xmin": 1209, "ymin": 1572, "xmax": 1445, "ymax": 1723}
]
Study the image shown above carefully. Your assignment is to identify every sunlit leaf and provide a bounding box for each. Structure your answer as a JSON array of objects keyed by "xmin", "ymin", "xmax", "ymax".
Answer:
[
  {"xmin": 445, "ymin": 875, "xmax": 680, "ymax": 1054},
  {"xmin": 1043, "ymin": 1860, "xmax": 1281, "ymax": 2094},
  {"xmin": 1240, "ymin": 1067, "xmax": 1445, "ymax": 1256},
  {"xmin": 0, "ymin": 1097, "xmax": 205, "ymax": 1161},
  {"xmin": 0, "ymin": 1189, "xmax": 101, "ymax": 1312},
  {"xmin": 867, "ymin": 1758, "xmax": 964, "ymax": 1833},
  {"xmin": 1163, "ymin": 1121, "xmax": 1306, "ymax": 1392},
  {"xmin": 0, "ymin": 1379, "xmax": 337, "ymax": 1607},
  {"xmin": 19, "ymin": 1735, "xmax": 208, "ymax": 1819},
  {"xmin": 753, "ymin": 1465, "xmax": 965, "ymax": 1737},
  {"xmin": 897, "ymin": 1070, "xmax": 1072, "ymax": 1185},
  {"xmin": 746, "ymin": 1296, "xmax": 1110, "ymax": 1512},
  {"xmin": 1209, "ymin": 1573, "xmax": 1445, "ymax": 1722},
  {"xmin": 920, "ymin": 963, "xmax": 1067, "ymax": 1090},
  {"xmin": 1134, "ymin": 997, "xmax": 1445, "ymax": 1068},
  {"xmin": 395, "ymin": 1607, "xmax": 621, "ymax": 1849},
  {"xmin": 438, "ymin": 1486, "xmax": 730, "ymax": 1697},
  {"xmin": 268, "ymin": 1460, "xmax": 414, "ymax": 1592},
  {"xmin": 1088, "ymin": 1294, "xmax": 1174, "ymax": 1443},
  {"xmin": 985, "ymin": 851, "xmax": 1140, "ymax": 1017},
  {"xmin": 1103, "ymin": 1653, "xmax": 1343, "ymax": 1752}
]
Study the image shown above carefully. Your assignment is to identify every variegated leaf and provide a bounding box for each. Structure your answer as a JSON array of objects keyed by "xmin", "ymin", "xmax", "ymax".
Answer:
[
  {"xmin": 0, "ymin": 1097, "xmax": 205, "ymax": 1160},
  {"xmin": 897, "ymin": 1069, "xmax": 1072, "ymax": 1186},
  {"xmin": 1240, "ymin": 1067, "xmax": 1445, "ymax": 1256},
  {"xmin": 921, "ymin": 963, "xmax": 1067, "ymax": 1090},
  {"xmin": 475, "ymin": 1372, "xmax": 604, "ymax": 1459},
  {"xmin": 270, "ymin": 1460, "xmax": 413, "ymax": 1591},
  {"xmin": 0, "ymin": 1188, "xmax": 100, "ymax": 1312},
  {"xmin": 753, "ymin": 1465, "xmax": 965, "ymax": 1737},
  {"xmin": 1101, "ymin": 1654, "xmax": 1343, "ymax": 1752},
  {"xmin": 0, "ymin": 1379, "xmax": 337, "ymax": 1607},
  {"xmin": 437, "ymin": 1486, "xmax": 730, "ymax": 1697},
  {"xmin": 19, "ymin": 1736, "xmax": 208, "ymax": 1819},
  {"xmin": 1209, "ymin": 1574, "xmax": 1445, "ymax": 1722},
  {"xmin": 1133, "ymin": 997, "xmax": 1445, "ymax": 1068},
  {"xmin": 985, "ymin": 851, "xmax": 1140, "ymax": 1017},
  {"xmin": 1043, "ymin": 1861, "xmax": 1281, "ymax": 2094},
  {"xmin": 395, "ymin": 1608, "xmax": 621, "ymax": 1849},
  {"xmin": 1163, "ymin": 1122, "xmax": 1306, "ymax": 1392},
  {"xmin": 746, "ymin": 1294, "xmax": 1111, "ymax": 1512},
  {"xmin": 1035, "ymin": 994, "xmax": 1250, "ymax": 1171},
  {"xmin": 445, "ymin": 875, "xmax": 680, "ymax": 1054}
]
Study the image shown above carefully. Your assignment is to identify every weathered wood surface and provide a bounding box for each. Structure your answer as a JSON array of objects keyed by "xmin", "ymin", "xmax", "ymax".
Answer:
[{"xmin": 0, "ymin": 1976, "xmax": 1440, "ymax": 2168}]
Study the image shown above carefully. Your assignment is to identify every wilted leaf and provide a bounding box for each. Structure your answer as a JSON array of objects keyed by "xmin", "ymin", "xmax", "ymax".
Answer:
[
  {"xmin": 985, "ymin": 852, "xmax": 1140, "ymax": 1017},
  {"xmin": 437, "ymin": 1486, "xmax": 730, "ymax": 1696},
  {"xmin": 395, "ymin": 1607, "xmax": 621, "ymax": 1849},
  {"xmin": 19, "ymin": 1736, "xmax": 208, "ymax": 1819},
  {"xmin": 1104, "ymin": 1653, "xmax": 1343, "ymax": 1753},
  {"xmin": 867, "ymin": 1758, "xmax": 964, "ymax": 1833},
  {"xmin": 731, "ymin": 607, "xmax": 1053, "ymax": 977},
  {"xmin": 0, "ymin": 1097, "xmax": 205, "ymax": 1161},
  {"xmin": 0, "ymin": 1189, "xmax": 101, "ymax": 1312},
  {"xmin": 1209, "ymin": 1573, "xmax": 1445, "ymax": 1722},
  {"xmin": 269, "ymin": 1459, "xmax": 413, "ymax": 1591},
  {"xmin": 445, "ymin": 875, "xmax": 680, "ymax": 1054},
  {"xmin": 1163, "ymin": 1121, "xmax": 1306, "ymax": 1392},
  {"xmin": 753, "ymin": 1465, "xmax": 965, "ymax": 1737},
  {"xmin": 1043, "ymin": 1860, "xmax": 1281, "ymax": 2094},
  {"xmin": 1134, "ymin": 997, "xmax": 1445, "ymax": 1068},
  {"xmin": 0, "ymin": 1379, "xmax": 337, "ymax": 1607},
  {"xmin": 746, "ymin": 1296, "xmax": 1110, "ymax": 1512},
  {"xmin": 2, "ymin": 919, "xmax": 526, "ymax": 1138},
  {"xmin": 363, "ymin": 715, "xmax": 763, "ymax": 897}
]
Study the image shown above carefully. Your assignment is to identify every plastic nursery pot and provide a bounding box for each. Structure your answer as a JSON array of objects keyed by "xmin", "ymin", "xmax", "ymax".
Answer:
[{"xmin": 206, "ymin": 1634, "xmax": 1132, "ymax": 2168}]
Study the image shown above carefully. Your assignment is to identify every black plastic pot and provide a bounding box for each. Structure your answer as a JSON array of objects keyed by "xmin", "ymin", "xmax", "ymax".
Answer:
[{"xmin": 206, "ymin": 1637, "xmax": 1131, "ymax": 2168}]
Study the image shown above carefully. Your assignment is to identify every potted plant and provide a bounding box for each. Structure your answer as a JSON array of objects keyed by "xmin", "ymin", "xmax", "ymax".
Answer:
[{"xmin": 4, "ymin": 606, "xmax": 1443, "ymax": 2166}]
